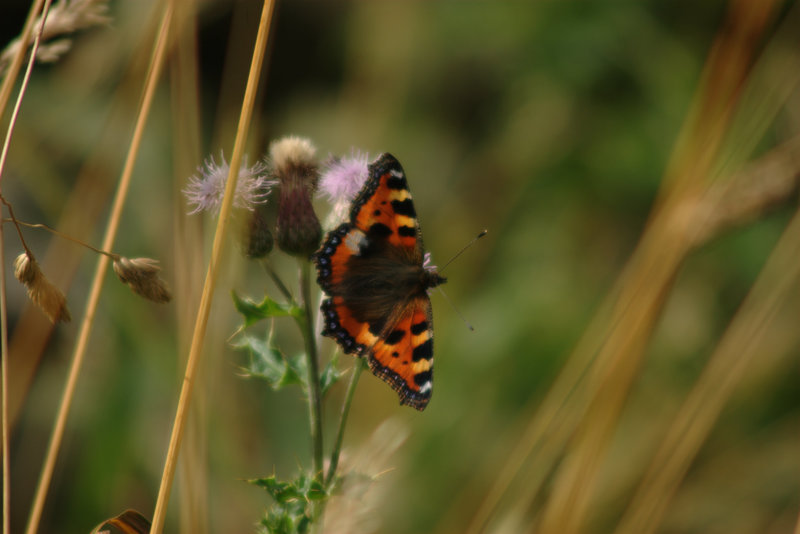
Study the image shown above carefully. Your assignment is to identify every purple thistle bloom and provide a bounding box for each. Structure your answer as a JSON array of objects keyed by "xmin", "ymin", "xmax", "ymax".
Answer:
[
  {"xmin": 319, "ymin": 150, "xmax": 370, "ymax": 203},
  {"xmin": 183, "ymin": 153, "xmax": 273, "ymax": 215}
]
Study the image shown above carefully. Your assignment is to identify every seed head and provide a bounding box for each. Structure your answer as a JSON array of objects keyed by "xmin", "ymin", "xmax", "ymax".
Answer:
[
  {"xmin": 112, "ymin": 257, "xmax": 172, "ymax": 303},
  {"xmin": 14, "ymin": 252, "xmax": 71, "ymax": 323}
]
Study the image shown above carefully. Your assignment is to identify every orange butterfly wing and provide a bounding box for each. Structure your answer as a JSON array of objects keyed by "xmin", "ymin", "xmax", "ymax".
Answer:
[{"xmin": 314, "ymin": 153, "xmax": 443, "ymax": 410}]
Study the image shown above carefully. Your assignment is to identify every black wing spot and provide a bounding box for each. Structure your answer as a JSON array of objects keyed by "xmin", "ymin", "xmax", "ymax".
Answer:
[
  {"xmin": 386, "ymin": 175, "xmax": 407, "ymax": 190},
  {"xmin": 410, "ymin": 320, "xmax": 428, "ymax": 336},
  {"xmin": 412, "ymin": 339, "xmax": 433, "ymax": 362},
  {"xmin": 398, "ymin": 225, "xmax": 416, "ymax": 237},
  {"xmin": 385, "ymin": 329, "xmax": 405, "ymax": 345},
  {"xmin": 391, "ymin": 198, "xmax": 416, "ymax": 218},
  {"xmin": 414, "ymin": 370, "xmax": 432, "ymax": 387},
  {"xmin": 373, "ymin": 209, "xmax": 381, "ymax": 216},
  {"xmin": 369, "ymin": 222, "xmax": 392, "ymax": 238}
]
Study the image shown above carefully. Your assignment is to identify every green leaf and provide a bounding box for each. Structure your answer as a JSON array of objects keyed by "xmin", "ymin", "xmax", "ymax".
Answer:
[
  {"xmin": 262, "ymin": 508, "xmax": 293, "ymax": 534},
  {"xmin": 232, "ymin": 292, "xmax": 301, "ymax": 327},
  {"xmin": 236, "ymin": 336, "xmax": 303, "ymax": 390},
  {"xmin": 305, "ymin": 478, "xmax": 327, "ymax": 501},
  {"xmin": 320, "ymin": 354, "xmax": 344, "ymax": 396},
  {"xmin": 286, "ymin": 353, "xmax": 308, "ymax": 389},
  {"xmin": 250, "ymin": 476, "xmax": 302, "ymax": 503}
]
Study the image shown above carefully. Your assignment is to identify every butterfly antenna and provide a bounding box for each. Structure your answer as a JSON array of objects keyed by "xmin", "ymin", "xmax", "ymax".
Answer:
[
  {"xmin": 439, "ymin": 229, "xmax": 488, "ymax": 273},
  {"xmin": 436, "ymin": 287, "xmax": 475, "ymax": 332}
]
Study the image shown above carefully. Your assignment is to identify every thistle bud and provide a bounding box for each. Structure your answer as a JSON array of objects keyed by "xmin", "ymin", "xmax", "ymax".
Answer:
[
  {"xmin": 244, "ymin": 206, "xmax": 274, "ymax": 258},
  {"xmin": 271, "ymin": 136, "xmax": 322, "ymax": 257}
]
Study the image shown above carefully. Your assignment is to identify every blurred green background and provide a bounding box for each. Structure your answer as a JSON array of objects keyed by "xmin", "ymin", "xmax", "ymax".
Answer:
[{"xmin": 3, "ymin": 1, "xmax": 799, "ymax": 533}]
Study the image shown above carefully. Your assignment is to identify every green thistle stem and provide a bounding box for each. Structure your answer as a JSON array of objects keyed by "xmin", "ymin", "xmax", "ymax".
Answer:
[
  {"xmin": 325, "ymin": 357, "xmax": 366, "ymax": 487},
  {"xmin": 299, "ymin": 261, "xmax": 324, "ymax": 477}
]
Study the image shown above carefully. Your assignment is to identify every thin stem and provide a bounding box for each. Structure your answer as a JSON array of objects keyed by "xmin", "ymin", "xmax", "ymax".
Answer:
[
  {"xmin": 0, "ymin": 215, "xmax": 119, "ymax": 259},
  {"xmin": 0, "ymin": 200, "xmax": 33, "ymax": 255},
  {"xmin": 325, "ymin": 357, "xmax": 366, "ymax": 487},
  {"xmin": 24, "ymin": 3, "xmax": 171, "ymax": 533},
  {"xmin": 261, "ymin": 258, "xmax": 293, "ymax": 302},
  {"xmin": 150, "ymin": 1, "xmax": 275, "ymax": 532},
  {"xmin": 1, "ymin": 213, "xmax": 9, "ymax": 534},
  {"xmin": 0, "ymin": 2, "xmax": 48, "ymax": 529},
  {"xmin": 299, "ymin": 260, "xmax": 324, "ymax": 478}
]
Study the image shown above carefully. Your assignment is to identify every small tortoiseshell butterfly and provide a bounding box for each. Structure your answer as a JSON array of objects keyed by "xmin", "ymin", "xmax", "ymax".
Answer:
[{"xmin": 314, "ymin": 153, "xmax": 445, "ymax": 411}]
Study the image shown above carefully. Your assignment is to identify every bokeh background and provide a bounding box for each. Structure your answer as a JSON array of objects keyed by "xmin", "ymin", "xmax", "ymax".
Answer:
[{"xmin": 2, "ymin": 1, "xmax": 799, "ymax": 533}]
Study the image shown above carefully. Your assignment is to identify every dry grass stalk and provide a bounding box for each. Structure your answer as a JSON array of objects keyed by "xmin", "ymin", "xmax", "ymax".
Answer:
[
  {"xmin": 23, "ymin": 3, "xmax": 174, "ymax": 533},
  {"xmin": 149, "ymin": 1, "xmax": 276, "ymax": 532},
  {"xmin": 13, "ymin": 253, "xmax": 70, "ymax": 323},
  {"xmin": 537, "ymin": 2, "xmax": 785, "ymax": 531},
  {"xmin": 0, "ymin": 0, "xmax": 111, "ymax": 76},
  {"xmin": 685, "ymin": 136, "xmax": 800, "ymax": 248},
  {"xmin": 614, "ymin": 204, "xmax": 800, "ymax": 534},
  {"xmin": 462, "ymin": 2, "xmax": 789, "ymax": 534},
  {"xmin": 113, "ymin": 257, "xmax": 172, "ymax": 303}
]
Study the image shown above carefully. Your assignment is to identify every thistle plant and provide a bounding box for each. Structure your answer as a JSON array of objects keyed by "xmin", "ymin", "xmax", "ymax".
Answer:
[{"xmin": 185, "ymin": 137, "xmax": 388, "ymax": 533}]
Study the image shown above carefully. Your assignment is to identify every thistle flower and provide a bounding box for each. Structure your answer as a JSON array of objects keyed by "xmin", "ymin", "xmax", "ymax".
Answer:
[
  {"xmin": 112, "ymin": 257, "xmax": 172, "ymax": 303},
  {"xmin": 271, "ymin": 136, "xmax": 322, "ymax": 257},
  {"xmin": 14, "ymin": 252, "xmax": 71, "ymax": 323},
  {"xmin": 183, "ymin": 153, "xmax": 273, "ymax": 215},
  {"xmin": 319, "ymin": 151, "xmax": 370, "ymax": 228},
  {"xmin": 319, "ymin": 151, "xmax": 370, "ymax": 204}
]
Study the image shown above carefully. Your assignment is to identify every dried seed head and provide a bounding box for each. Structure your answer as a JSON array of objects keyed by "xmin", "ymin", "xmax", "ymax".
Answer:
[
  {"xmin": 14, "ymin": 252, "xmax": 71, "ymax": 323},
  {"xmin": 113, "ymin": 257, "xmax": 172, "ymax": 303},
  {"xmin": 270, "ymin": 136, "xmax": 322, "ymax": 257}
]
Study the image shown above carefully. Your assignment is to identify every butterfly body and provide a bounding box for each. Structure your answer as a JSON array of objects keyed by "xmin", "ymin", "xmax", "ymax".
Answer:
[{"xmin": 314, "ymin": 153, "xmax": 443, "ymax": 410}]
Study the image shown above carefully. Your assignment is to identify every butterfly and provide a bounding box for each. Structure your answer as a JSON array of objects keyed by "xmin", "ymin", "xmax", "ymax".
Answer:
[{"xmin": 313, "ymin": 153, "xmax": 445, "ymax": 411}]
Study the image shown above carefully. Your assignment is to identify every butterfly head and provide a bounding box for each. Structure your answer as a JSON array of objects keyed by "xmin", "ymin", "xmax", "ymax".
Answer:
[{"xmin": 422, "ymin": 269, "xmax": 447, "ymax": 292}]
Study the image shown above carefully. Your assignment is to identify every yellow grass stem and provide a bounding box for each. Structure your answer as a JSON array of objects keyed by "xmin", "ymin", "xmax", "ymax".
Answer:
[
  {"xmin": 1, "ymin": 219, "xmax": 8, "ymax": 534},
  {"xmin": 23, "ymin": 4, "xmax": 174, "ymax": 533},
  {"xmin": 615, "ymin": 205, "xmax": 800, "ymax": 534},
  {"xmin": 168, "ymin": 3, "xmax": 208, "ymax": 532},
  {"xmin": 0, "ymin": 1, "xmax": 54, "ymax": 532},
  {"xmin": 149, "ymin": 1, "xmax": 275, "ymax": 532}
]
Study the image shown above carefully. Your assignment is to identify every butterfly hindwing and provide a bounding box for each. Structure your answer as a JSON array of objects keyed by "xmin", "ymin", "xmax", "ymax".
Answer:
[
  {"xmin": 367, "ymin": 298, "xmax": 434, "ymax": 410},
  {"xmin": 314, "ymin": 153, "xmax": 444, "ymax": 411}
]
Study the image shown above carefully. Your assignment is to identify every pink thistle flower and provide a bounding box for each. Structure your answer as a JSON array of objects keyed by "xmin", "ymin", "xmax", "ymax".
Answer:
[
  {"xmin": 319, "ymin": 150, "xmax": 370, "ymax": 204},
  {"xmin": 183, "ymin": 153, "xmax": 273, "ymax": 215}
]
